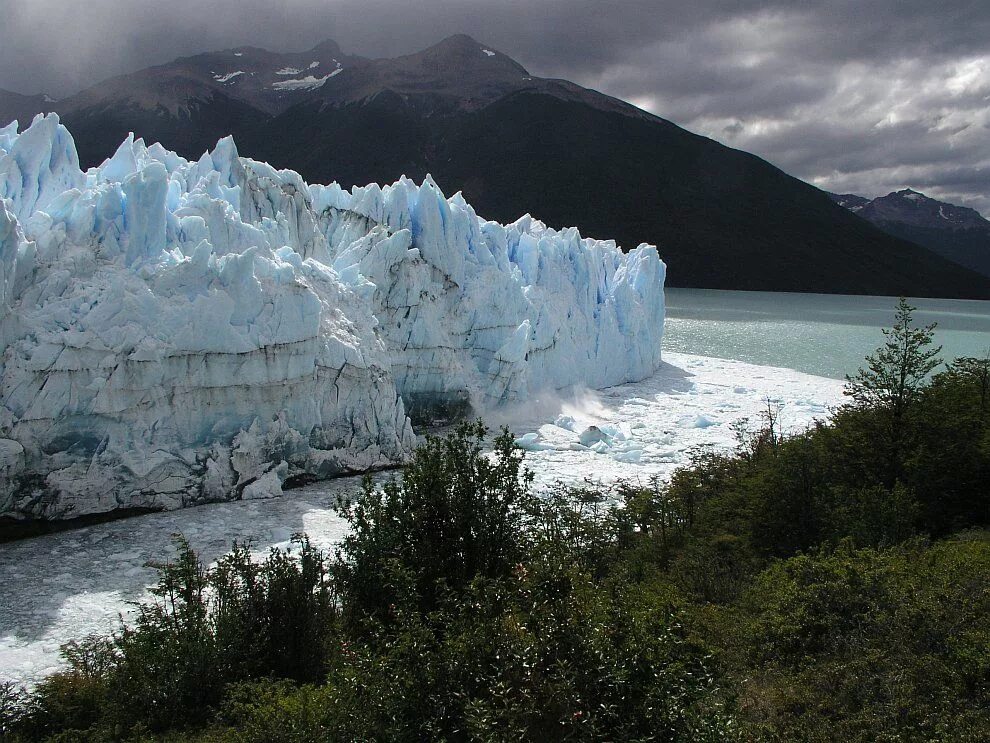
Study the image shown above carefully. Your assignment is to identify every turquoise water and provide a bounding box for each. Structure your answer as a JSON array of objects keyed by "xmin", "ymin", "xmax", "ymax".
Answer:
[{"xmin": 663, "ymin": 289, "xmax": 990, "ymax": 380}]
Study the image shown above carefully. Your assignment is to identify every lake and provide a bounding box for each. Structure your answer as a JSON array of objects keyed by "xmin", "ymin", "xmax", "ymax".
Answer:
[{"xmin": 663, "ymin": 289, "xmax": 990, "ymax": 380}]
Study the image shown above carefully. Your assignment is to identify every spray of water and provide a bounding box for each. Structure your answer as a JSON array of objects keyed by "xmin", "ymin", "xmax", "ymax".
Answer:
[{"xmin": 476, "ymin": 384, "xmax": 611, "ymax": 433}]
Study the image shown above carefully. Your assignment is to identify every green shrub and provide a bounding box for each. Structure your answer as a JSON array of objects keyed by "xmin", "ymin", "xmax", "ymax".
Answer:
[
  {"xmin": 334, "ymin": 421, "xmax": 534, "ymax": 621},
  {"xmin": 732, "ymin": 537, "xmax": 990, "ymax": 741},
  {"xmin": 20, "ymin": 536, "xmax": 337, "ymax": 738}
]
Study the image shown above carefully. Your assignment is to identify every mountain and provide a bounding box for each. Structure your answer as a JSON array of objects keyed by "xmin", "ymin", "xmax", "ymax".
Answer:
[
  {"xmin": 831, "ymin": 189, "xmax": 990, "ymax": 277},
  {"xmin": 29, "ymin": 40, "xmax": 366, "ymax": 168},
  {"xmin": 0, "ymin": 88, "xmax": 56, "ymax": 127},
  {"xmin": 3, "ymin": 34, "xmax": 989, "ymax": 298}
]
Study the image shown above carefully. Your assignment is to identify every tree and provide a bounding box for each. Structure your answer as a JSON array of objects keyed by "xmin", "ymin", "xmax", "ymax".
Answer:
[
  {"xmin": 845, "ymin": 297, "xmax": 941, "ymax": 484},
  {"xmin": 941, "ymin": 353, "xmax": 990, "ymax": 419},
  {"xmin": 845, "ymin": 297, "xmax": 941, "ymax": 416},
  {"xmin": 334, "ymin": 421, "xmax": 535, "ymax": 621}
]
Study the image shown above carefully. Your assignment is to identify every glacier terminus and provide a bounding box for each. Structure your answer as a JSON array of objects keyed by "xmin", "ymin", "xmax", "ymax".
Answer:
[{"xmin": 0, "ymin": 114, "xmax": 665, "ymax": 521}]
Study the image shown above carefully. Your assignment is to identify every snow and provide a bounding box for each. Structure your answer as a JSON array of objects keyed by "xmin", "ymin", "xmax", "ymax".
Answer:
[
  {"xmin": 309, "ymin": 61, "xmax": 320, "ymax": 69},
  {"xmin": 213, "ymin": 71, "xmax": 243, "ymax": 83},
  {"xmin": 271, "ymin": 68, "xmax": 342, "ymax": 90},
  {"xmin": 482, "ymin": 49, "xmax": 496, "ymax": 57},
  {"xmin": 0, "ymin": 114, "xmax": 665, "ymax": 521},
  {"xmin": 233, "ymin": 52, "xmax": 244, "ymax": 57},
  {"xmin": 275, "ymin": 67, "xmax": 302, "ymax": 76},
  {"xmin": 0, "ymin": 352, "xmax": 844, "ymax": 688}
]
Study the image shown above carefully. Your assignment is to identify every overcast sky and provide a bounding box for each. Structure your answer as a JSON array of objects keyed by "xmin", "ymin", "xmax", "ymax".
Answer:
[{"xmin": 3, "ymin": 0, "xmax": 989, "ymax": 212}]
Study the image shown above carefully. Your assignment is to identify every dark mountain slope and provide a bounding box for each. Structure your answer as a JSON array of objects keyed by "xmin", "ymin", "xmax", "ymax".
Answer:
[
  {"xmin": 251, "ymin": 89, "xmax": 990, "ymax": 297},
  {"xmin": 0, "ymin": 88, "xmax": 56, "ymax": 128},
  {"xmin": 63, "ymin": 94, "xmax": 271, "ymax": 168}
]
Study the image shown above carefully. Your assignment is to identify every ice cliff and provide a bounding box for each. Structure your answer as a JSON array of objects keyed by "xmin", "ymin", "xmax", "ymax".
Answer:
[{"xmin": 0, "ymin": 114, "xmax": 665, "ymax": 520}]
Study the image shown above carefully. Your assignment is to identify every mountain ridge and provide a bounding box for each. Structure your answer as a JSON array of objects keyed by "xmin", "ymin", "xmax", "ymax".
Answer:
[
  {"xmin": 2, "ymin": 35, "xmax": 989, "ymax": 298},
  {"xmin": 831, "ymin": 189, "xmax": 990, "ymax": 278}
]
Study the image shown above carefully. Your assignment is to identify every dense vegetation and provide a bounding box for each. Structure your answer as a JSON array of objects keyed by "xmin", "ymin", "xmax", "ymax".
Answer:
[{"xmin": 3, "ymin": 299, "xmax": 989, "ymax": 741}]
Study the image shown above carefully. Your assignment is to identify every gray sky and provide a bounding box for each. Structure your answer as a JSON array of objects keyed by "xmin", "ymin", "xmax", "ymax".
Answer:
[{"xmin": 3, "ymin": 0, "xmax": 989, "ymax": 212}]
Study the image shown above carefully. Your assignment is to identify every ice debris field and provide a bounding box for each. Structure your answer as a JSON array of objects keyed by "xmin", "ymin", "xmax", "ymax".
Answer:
[
  {"xmin": 0, "ymin": 352, "xmax": 844, "ymax": 686},
  {"xmin": 0, "ymin": 114, "xmax": 663, "ymax": 521}
]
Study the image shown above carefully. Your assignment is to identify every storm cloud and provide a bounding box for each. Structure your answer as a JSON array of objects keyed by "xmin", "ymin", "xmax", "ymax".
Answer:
[{"xmin": 2, "ymin": 0, "xmax": 989, "ymax": 211}]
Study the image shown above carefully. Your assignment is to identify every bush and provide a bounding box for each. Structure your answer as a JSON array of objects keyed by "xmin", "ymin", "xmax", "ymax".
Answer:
[
  {"xmin": 731, "ymin": 537, "xmax": 990, "ymax": 741},
  {"xmin": 334, "ymin": 421, "xmax": 534, "ymax": 622},
  {"xmin": 14, "ymin": 423, "xmax": 730, "ymax": 742},
  {"xmin": 19, "ymin": 536, "xmax": 337, "ymax": 738}
]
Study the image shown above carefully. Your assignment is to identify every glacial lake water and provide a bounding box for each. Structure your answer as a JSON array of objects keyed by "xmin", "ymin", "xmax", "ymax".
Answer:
[{"xmin": 663, "ymin": 289, "xmax": 990, "ymax": 380}]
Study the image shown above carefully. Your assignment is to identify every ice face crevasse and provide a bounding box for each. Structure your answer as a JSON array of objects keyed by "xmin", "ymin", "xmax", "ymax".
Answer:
[
  {"xmin": 0, "ymin": 115, "xmax": 414, "ymax": 519},
  {"xmin": 319, "ymin": 177, "xmax": 666, "ymax": 423},
  {"xmin": 0, "ymin": 114, "xmax": 665, "ymax": 520}
]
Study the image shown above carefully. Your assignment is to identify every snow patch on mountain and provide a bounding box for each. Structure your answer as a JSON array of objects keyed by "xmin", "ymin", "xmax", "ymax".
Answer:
[
  {"xmin": 272, "ymin": 68, "xmax": 341, "ymax": 91},
  {"xmin": 0, "ymin": 114, "xmax": 666, "ymax": 520},
  {"xmin": 213, "ymin": 71, "xmax": 244, "ymax": 83}
]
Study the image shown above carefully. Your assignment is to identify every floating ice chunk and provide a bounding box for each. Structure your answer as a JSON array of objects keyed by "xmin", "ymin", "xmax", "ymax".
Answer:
[
  {"xmin": 554, "ymin": 414, "xmax": 577, "ymax": 431},
  {"xmin": 241, "ymin": 465, "xmax": 287, "ymax": 500},
  {"xmin": 578, "ymin": 426, "xmax": 612, "ymax": 447},
  {"xmin": 598, "ymin": 424, "xmax": 630, "ymax": 442},
  {"xmin": 515, "ymin": 433, "xmax": 545, "ymax": 451},
  {"xmin": 685, "ymin": 415, "xmax": 717, "ymax": 428},
  {"xmin": 613, "ymin": 449, "xmax": 643, "ymax": 463}
]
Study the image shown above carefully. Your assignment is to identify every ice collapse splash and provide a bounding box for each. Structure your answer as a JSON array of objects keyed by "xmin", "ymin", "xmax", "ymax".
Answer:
[{"xmin": 0, "ymin": 114, "xmax": 665, "ymax": 520}]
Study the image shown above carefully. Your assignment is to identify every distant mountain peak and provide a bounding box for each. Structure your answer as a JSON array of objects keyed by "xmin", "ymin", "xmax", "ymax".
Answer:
[
  {"xmin": 433, "ymin": 33, "xmax": 485, "ymax": 48},
  {"xmin": 831, "ymin": 188, "xmax": 990, "ymax": 277},
  {"xmin": 894, "ymin": 188, "xmax": 927, "ymax": 202},
  {"xmin": 873, "ymin": 188, "xmax": 987, "ymax": 226},
  {"xmin": 405, "ymin": 34, "xmax": 528, "ymax": 76},
  {"xmin": 307, "ymin": 39, "xmax": 345, "ymax": 57},
  {"xmin": 425, "ymin": 33, "xmax": 502, "ymax": 56}
]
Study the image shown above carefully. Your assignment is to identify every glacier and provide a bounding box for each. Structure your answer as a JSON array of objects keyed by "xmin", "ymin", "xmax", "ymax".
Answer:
[{"xmin": 0, "ymin": 114, "xmax": 665, "ymax": 521}]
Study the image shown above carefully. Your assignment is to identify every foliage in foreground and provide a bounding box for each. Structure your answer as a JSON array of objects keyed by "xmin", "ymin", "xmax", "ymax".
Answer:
[
  {"xmin": 5, "ymin": 298, "xmax": 990, "ymax": 742},
  {"xmin": 5, "ymin": 425, "xmax": 729, "ymax": 742}
]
